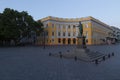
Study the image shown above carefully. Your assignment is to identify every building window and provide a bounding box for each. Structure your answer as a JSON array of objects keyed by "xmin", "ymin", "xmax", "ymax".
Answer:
[
  {"xmin": 86, "ymin": 31, "xmax": 88, "ymax": 39},
  {"xmin": 52, "ymin": 32, "xmax": 54, "ymax": 36},
  {"xmin": 73, "ymin": 32, "xmax": 76, "ymax": 36},
  {"xmin": 58, "ymin": 32, "xmax": 60, "ymax": 36},
  {"xmin": 85, "ymin": 24, "xmax": 88, "ymax": 28},
  {"xmin": 63, "ymin": 32, "xmax": 65, "ymax": 36},
  {"xmin": 46, "ymin": 24, "xmax": 48, "ymax": 28},
  {"xmin": 58, "ymin": 38, "xmax": 61, "ymax": 43},
  {"xmin": 68, "ymin": 25, "xmax": 70, "ymax": 29},
  {"xmin": 59, "ymin": 24, "xmax": 60, "ymax": 28},
  {"xmin": 68, "ymin": 32, "xmax": 70, "ymax": 36},
  {"xmin": 52, "ymin": 39, "xmax": 54, "ymax": 43},
  {"xmin": 73, "ymin": 25, "xmax": 76, "ymax": 29},
  {"xmin": 58, "ymin": 24, "xmax": 61, "ymax": 30},
  {"xmin": 86, "ymin": 39, "xmax": 88, "ymax": 43},
  {"xmin": 52, "ymin": 24, "xmax": 54, "ymax": 28},
  {"xmin": 63, "ymin": 25, "xmax": 66, "ymax": 29}
]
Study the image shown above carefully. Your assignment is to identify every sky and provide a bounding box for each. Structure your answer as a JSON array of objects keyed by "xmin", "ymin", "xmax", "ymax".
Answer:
[{"xmin": 0, "ymin": 0, "xmax": 120, "ymax": 28}]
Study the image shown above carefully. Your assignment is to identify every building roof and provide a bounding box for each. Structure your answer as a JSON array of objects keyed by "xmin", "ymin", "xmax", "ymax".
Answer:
[{"xmin": 40, "ymin": 16, "xmax": 112, "ymax": 30}]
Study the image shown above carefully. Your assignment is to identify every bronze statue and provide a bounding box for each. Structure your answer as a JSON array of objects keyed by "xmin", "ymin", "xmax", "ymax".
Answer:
[
  {"xmin": 77, "ymin": 21, "xmax": 86, "ymax": 48},
  {"xmin": 78, "ymin": 21, "xmax": 83, "ymax": 36}
]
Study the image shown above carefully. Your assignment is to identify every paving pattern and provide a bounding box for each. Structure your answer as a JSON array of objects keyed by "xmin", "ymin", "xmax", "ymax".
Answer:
[{"xmin": 0, "ymin": 44, "xmax": 120, "ymax": 80}]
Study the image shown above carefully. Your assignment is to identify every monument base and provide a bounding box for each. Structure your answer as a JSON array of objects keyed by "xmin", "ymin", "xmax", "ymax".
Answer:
[
  {"xmin": 60, "ymin": 48, "xmax": 105, "ymax": 62},
  {"xmin": 77, "ymin": 36, "xmax": 87, "ymax": 49},
  {"xmin": 52, "ymin": 35, "xmax": 105, "ymax": 62}
]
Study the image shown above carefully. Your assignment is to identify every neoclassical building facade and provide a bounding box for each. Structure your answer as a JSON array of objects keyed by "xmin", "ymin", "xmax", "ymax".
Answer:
[{"xmin": 37, "ymin": 16, "xmax": 113, "ymax": 45}]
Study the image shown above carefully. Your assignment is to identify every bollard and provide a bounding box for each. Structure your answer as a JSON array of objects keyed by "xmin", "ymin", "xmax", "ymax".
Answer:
[
  {"xmin": 74, "ymin": 56, "xmax": 77, "ymax": 61},
  {"xmin": 95, "ymin": 59, "xmax": 98, "ymax": 64},
  {"xmin": 58, "ymin": 51, "xmax": 62, "ymax": 58},
  {"xmin": 49, "ymin": 52, "xmax": 52, "ymax": 56},
  {"xmin": 108, "ymin": 54, "xmax": 110, "ymax": 58},
  {"xmin": 60, "ymin": 54, "xmax": 62, "ymax": 58},
  {"xmin": 103, "ymin": 56, "xmax": 105, "ymax": 61},
  {"xmin": 112, "ymin": 52, "xmax": 114, "ymax": 56}
]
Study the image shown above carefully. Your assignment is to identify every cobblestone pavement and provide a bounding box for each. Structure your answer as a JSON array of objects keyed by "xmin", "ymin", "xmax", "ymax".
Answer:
[{"xmin": 0, "ymin": 44, "xmax": 120, "ymax": 80}]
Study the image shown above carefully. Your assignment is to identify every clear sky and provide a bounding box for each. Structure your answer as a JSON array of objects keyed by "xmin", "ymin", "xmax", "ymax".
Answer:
[{"xmin": 0, "ymin": 0, "xmax": 120, "ymax": 28}]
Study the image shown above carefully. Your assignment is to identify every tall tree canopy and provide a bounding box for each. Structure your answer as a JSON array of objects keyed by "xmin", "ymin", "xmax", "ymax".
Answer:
[{"xmin": 0, "ymin": 8, "xmax": 43, "ymax": 45}]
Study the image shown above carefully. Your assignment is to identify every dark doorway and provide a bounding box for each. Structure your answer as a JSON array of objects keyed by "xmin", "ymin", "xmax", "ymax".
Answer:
[
  {"xmin": 68, "ymin": 38, "xmax": 71, "ymax": 44},
  {"xmin": 73, "ymin": 38, "xmax": 76, "ymax": 44},
  {"xmin": 58, "ymin": 38, "xmax": 61, "ymax": 43},
  {"xmin": 63, "ymin": 38, "xmax": 66, "ymax": 44}
]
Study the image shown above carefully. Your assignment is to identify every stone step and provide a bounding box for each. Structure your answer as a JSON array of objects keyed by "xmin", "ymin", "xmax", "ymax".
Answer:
[
  {"xmin": 83, "ymin": 50, "xmax": 105, "ymax": 61},
  {"xmin": 87, "ymin": 53, "xmax": 104, "ymax": 58},
  {"xmin": 90, "ymin": 55, "xmax": 104, "ymax": 59},
  {"xmin": 52, "ymin": 48, "xmax": 106, "ymax": 62},
  {"xmin": 88, "ymin": 54, "xmax": 105, "ymax": 61}
]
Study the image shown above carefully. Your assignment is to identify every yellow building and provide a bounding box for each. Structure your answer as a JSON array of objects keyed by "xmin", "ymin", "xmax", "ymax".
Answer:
[{"xmin": 37, "ymin": 16, "xmax": 113, "ymax": 45}]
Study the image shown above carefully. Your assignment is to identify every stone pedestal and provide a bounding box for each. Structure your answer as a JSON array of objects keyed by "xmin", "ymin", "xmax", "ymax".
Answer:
[
  {"xmin": 59, "ymin": 35, "xmax": 105, "ymax": 62},
  {"xmin": 77, "ymin": 36, "xmax": 86, "ymax": 49}
]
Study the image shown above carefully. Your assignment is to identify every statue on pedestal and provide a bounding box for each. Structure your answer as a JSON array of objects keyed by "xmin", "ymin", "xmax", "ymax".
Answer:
[
  {"xmin": 78, "ymin": 21, "xmax": 83, "ymax": 37},
  {"xmin": 77, "ymin": 21, "xmax": 86, "ymax": 48}
]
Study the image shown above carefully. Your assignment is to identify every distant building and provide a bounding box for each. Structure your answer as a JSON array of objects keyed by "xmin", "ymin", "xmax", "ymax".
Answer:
[
  {"xmin": 111, "ymin": 26, "xmax": 120, "ymax": 42},
  {"xmin": 37, "ymin": 16, "xmax": 113, "ymax": 45}
]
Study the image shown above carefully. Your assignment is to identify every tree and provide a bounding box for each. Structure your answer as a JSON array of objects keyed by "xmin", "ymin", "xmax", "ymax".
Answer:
[
  {"xmin": 0, "ymin": 8, "xmax": 43, "ymax": 46},
  {"xmin": 0, "ymin": 8, "xmax": 21, "ymax": 45},
  {"xmin": 33, "ymin": 21, "xmax": 44, "ymax": 36}
]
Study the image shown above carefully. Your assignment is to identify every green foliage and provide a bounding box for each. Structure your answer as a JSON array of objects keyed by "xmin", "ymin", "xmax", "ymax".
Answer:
[{"xmin": 0, "ymin": 8, "xmax": 43, "ymax": 45}]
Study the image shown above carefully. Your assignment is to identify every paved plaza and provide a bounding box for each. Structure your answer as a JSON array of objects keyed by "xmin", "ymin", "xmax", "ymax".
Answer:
[{"xmin": 0, "ymin": 44, "xmax": 120, "ymax": 80}]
